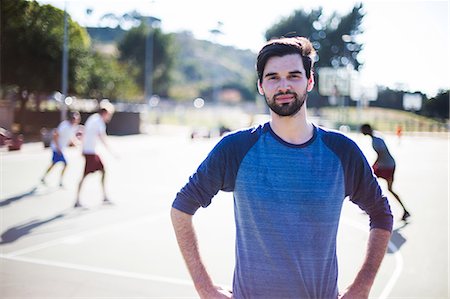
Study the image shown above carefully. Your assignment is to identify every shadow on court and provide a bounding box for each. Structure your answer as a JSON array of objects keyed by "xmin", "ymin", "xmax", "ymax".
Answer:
[
  {"xmin": 0, "ymin": 201, "xmax": 119, "ymax": 245},
  {"xmin": 0, "ymin": 186, "xmax": 39, "ymax": 207},
  {"xmin": 387, "ymin": 223, "xmax": 408, "ymax": 254},
  {"xmin": 0, "ymin": 184, "xmax": 64, "ymax": 208},
  {"xmin": 0, "ymin": 213, "xmax": 66, "ymax": 244}
]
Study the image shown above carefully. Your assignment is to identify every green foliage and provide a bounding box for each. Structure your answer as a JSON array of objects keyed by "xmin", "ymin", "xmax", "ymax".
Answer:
[
  {"xmin": 265, "ymin": 8, "xmax": 322, "ymax": 46},
  {"xmin": 1, "ymin": 1, "xmax": 257, "ymax": 104},
  {"xmin": 74, "ymin": 52, "xmax": 140, "ymax": 101},
  {"xmin": 118, "ymin": 24, "xmax": 176, "ymax": 97},
  {"xmin": 171, "ymin": 32, "xmax": 257, "ymax": 102},
  {"xmin": 0, "ymin": 0, "xmax": 91, "ymax": 93},
  {"xmin": 264, "ymin": 4, "xmax": 364, "ymax": 70},
  {"xmin": 421, "ymin": 90, "xmax": 450, "ymax": 120},
  {"xmin": 372, "ymin": 88, "xmax": 405, "ymax": 110}
]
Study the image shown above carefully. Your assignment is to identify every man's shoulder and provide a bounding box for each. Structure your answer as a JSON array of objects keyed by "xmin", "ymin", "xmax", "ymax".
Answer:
[
  {"xmin": 218, "ymin": 123, "xmax": 267, "ymax": 148},
  {"xmin": 223, "ymin": 123, "xmax": 267, "ymax": 139},
  {"xmin": 86, "ymin": 113, "xmax": 100, "ymax": 121},
  {"xmin": 57, "ymin": 120, "xmax": 71, "ymax": 130},
  {"xmin": 372, "ymin": 134, "xmax": 385, "ymax": 144},
  {"xmin": 317, "ymin": 126, "xmax": 361, "ymax": 156},
  {"xmin": 85, "ymin": 113, "xmax": 104, "ymax": 128},
  {"xmin": 209, "ymin": 123, "xmax": 268, "ymax": 159},
  {"xmin": 318, "ymin": 126, "xmax": 353, "ymax": 142},
  {"xmin": 85, "ymin": 113, "xmax": 96, "ymax": 125}
]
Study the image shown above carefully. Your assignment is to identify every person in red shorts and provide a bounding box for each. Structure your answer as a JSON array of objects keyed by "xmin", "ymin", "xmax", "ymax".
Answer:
[
  {"xmin": 361, "ymin": 124, "xmax": 411, "ymax": 221},
  {"xmin": 74, "ymin": 101, "xmax": 115, "ymax": 208}
]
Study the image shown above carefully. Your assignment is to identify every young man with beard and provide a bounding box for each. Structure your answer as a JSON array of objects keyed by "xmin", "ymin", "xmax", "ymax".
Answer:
[{"xmin": 171, "ymin": 37, "xmax": 393, "ymax": 299}]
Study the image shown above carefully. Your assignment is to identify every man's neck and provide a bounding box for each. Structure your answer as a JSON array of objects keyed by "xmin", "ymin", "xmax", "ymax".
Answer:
[{"xmin": 269, "ymin": 108, "xmax": 314, "ymax": 145}]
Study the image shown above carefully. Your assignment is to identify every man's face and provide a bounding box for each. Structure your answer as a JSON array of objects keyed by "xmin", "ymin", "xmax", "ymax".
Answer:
[
  {"xmin": 71, "ymin": 115, "xmax": 81, "ymax": 125},
  {"xmin": 101, "ymin": 112, "xmax": 113, "ymax": 123},
  {"xmin": 258, "ymin": 54, "xmax": 313, "ymax": 117}
]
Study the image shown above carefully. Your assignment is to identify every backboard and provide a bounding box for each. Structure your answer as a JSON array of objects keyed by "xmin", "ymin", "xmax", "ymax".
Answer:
[
  {"xmin": 318, "ymin": 67, "xmax": 359, "ymax": 99},
  {"xmin": 403, "ymin": 93, "xmax": 422, "ymax": 111}
]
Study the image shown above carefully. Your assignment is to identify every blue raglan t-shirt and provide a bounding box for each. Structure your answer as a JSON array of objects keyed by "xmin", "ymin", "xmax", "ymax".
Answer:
[{"xmin": 172, "ymin": 122, "xmax": 393, "ymax": 299}]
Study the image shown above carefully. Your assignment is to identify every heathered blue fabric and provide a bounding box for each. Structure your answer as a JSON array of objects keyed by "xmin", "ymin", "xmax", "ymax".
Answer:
[{"xmin": 172, "ymin": 122, "xmax": 393, "ymax": 299}]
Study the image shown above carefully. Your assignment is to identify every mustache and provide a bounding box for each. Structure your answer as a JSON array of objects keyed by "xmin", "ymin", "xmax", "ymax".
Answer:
[{"xmin": 274, "ymin": 91, "xmax": 298, "ymax": 98}]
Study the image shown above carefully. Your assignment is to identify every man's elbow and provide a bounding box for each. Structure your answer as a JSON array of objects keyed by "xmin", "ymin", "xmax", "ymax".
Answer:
[
  {"xmin": 369, "ymin": 213, "xmax": 393, "ymax": 233},
  {"xmin": 171, "ymin": 207, "xmax": 193, "ymax": 225}
]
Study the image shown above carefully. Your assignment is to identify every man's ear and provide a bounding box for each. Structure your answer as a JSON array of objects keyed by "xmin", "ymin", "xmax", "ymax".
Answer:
[
  {"xmin": 257, "ymin": 80, "xmax": 264, "ymax": 95},
  {"xmin": 307, "ymin": 75, "xmax": 315, "ymax": 92}
]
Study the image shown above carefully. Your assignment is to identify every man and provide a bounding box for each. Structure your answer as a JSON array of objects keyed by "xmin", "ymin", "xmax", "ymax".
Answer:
[
  {"xmin": 360, "ymin": 123, "xmax": 410, "ymax": 221},
  {"xmin": 74, "ymin": 101, "xmax": 115, "ymax": 208},
  {"xmin": 41, "ymin": 111, "xmax": 81, "ymax": 187},
  {"xmin": 171, "ymin": 37, "xmax": 393, "ymax": 299}
]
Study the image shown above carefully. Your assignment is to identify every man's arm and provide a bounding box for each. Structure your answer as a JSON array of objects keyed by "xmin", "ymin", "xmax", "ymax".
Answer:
[
  {"xmin": 98, "ymin": 133, "xmax": 118, "ymax": 158},
  {"xmin": 99, "ymin": 132, "xmax": 109, "ymax": 150},
  {"xmin": 52, "ymin": 129, "xmax": 61, "ymax": 152},
  {"xmin": 340, "ymin": 228, "xmax": 391, "ymax": 299},
  {"xmin": 70, "ymin": 126, "xmax": 81, "ymax": 147},
  {"xmin": 170, "ymin": 208, "xmax": 232, "ymax": 299}
]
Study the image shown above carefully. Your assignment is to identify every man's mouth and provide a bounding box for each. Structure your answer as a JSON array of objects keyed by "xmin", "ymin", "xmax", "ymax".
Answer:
[{"xmin": 275, "ymin": 94, "xmax": 295, "ymax": 104}]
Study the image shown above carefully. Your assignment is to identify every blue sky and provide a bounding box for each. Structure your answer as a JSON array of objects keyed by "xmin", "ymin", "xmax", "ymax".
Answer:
[{"xmin": 37, "ymin": 0, "xmax": 449, "ymax": 97}]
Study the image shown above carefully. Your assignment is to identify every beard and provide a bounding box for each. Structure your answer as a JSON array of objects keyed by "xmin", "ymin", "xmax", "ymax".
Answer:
[{"xmin": 265, "ymin": 90, "xmax": 308, "ymax": 117}]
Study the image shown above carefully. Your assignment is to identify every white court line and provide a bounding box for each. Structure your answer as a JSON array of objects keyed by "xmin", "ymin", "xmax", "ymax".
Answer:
[
  {"xmin": 1, "ymin": 254, "xmax": 193, "ymax": 286},
  {"xmin": 0, "ymin": 213, "xmax": 402, "ymax": 294},
  {"xmin": 0, "ymin": 211, "xmax": 194, "ymax": 287},
  {"xmin": 342, "ymin": 217, "xmax": 403, "ymax": 299}
]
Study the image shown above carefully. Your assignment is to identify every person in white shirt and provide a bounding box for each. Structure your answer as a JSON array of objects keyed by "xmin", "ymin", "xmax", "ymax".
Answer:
[
  {"xmin": 74, "ymin": 102, "xmax": 114, "ymax": 208},
  {"xmin": 41, "ymin": 111, "xmax": 81, "ymax": 187}
]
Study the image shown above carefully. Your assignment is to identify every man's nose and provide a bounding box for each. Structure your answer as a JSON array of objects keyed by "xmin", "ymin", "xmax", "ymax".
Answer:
[{"xmin": 278, "ymin": 78, "xmax": 291, "ymax": 92}]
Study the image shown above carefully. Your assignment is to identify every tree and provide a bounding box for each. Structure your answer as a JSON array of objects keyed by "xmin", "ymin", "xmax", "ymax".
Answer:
[
  {"xmin": 74, "ymin": 52, "xmax": 140, "ymax": 101},
  {"xmin": 118, "ymin": 23, "xmax": 176, "ymax": 98},
  {"xmin": 264, "ymin": 4, "xmax": 365, "ymax": 70},
  {"xmin": 170, "ymin": 31, "xmax": 257, "ymax": 102},
  {"xmin": 1, "ymin": 0, "xmax": 90, "ymax": 131},
  {"xmin": 421, "ymin": 90, "xmax": 449, "ymax": 120},
  {"xmin": 265, "ymin": 8, "xmax": 322, "ymax": 51},
  {"xmin": 372, "ymin": 87, "xmax": 405, "ymax": 110},
  {"xmin": 1, "ymin": 0, "xmax": 90, "ymax": 93}
]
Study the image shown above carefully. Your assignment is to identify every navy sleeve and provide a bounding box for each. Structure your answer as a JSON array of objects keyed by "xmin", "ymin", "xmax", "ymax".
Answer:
[
  {"xmin": 172, "ymin": 125, "xmax": 263, "ymax": 215},
  {"xmin": 322, "ymin": 130, "xmax": 393, "ymax": 232}
]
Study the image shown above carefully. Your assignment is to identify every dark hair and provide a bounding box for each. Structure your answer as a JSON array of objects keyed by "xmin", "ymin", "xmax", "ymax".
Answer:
[
  {"xmin": 256, "ymin": 37, "xmax": 316, "ymax": 82},
  {"xmin": 360, "ymin": 123, "xmax": 373, "ymax": 135}
]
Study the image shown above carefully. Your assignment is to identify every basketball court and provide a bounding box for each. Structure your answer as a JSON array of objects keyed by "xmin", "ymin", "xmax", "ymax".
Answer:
[{"xmin": 1, "ymin": 127, "xmax": 448, "ymax": 298}]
